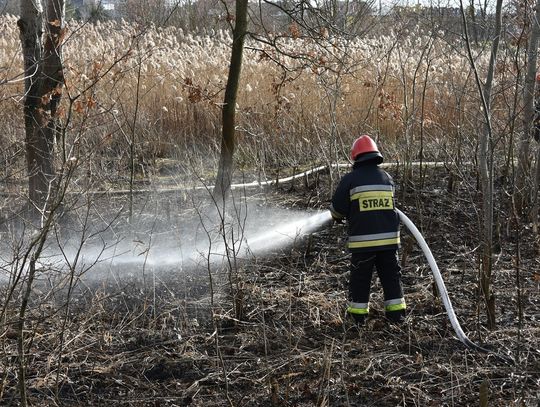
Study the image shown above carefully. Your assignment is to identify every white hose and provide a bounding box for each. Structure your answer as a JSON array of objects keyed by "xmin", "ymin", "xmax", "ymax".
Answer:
[{"xmin": 395, "ymin": 209, "xmax": 511, "ymax": 358}]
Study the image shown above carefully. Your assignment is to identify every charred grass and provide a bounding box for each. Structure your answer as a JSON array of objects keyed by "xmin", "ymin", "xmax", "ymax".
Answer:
[{"xmin": 0, "ymin": 166, "xmax": 539, "ymax": 406}]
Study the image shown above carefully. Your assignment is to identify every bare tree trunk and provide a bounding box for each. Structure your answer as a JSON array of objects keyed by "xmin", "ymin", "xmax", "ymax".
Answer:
[
  {"xmin": 42, "ymin": 0, "xmax": 66, "ymax": 143},
  {"xmin": 480, "ymin": 0, "xmax": 502, "ymax": 330},
  {"xmin": 533, "ymin": 145, "xmax": 540, "ymax": 233},
  {"xmin": 460, "ymin": 0, "xmax": 503, "ymax": 329},
  {"xmin": 213, "ymin": 0, "xmax": 248, "ymax": 203},
  {"xmin": 468, "ymin": 0, "xmax": 478, "ymax": 44},
  {"xmin": 19, "ymin": 0, "xmax": 47, "ymax": 211},
  {"xmin": 18, "ymin": 0, "xmax": 65, "ymax": 216},
  {"xmin": 15, "ymin": 2, "xmax": 66, "ymax": 403},
  {"xmin": 516, "ymin": 0, "xmax": 540, "ymax": 215}
]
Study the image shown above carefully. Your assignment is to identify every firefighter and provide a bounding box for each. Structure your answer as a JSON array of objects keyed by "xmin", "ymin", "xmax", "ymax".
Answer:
[{"xmin": 330, "ymin": 135, "xmax": 406, "ymax": 325}]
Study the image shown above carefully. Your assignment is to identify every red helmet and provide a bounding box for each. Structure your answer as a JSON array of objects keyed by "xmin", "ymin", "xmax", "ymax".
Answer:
[{"xmin": 350, "ymin": 135, "xmax": 383, "ymax": 164}]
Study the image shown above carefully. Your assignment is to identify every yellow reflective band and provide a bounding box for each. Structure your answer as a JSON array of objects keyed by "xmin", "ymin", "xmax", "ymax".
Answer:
[
  {"xmin": 385, "ymin": 302, "xmax": 406, "ymax": 312},
  {"xmin": 351, "ymin": 191, "xmax": 394, "ymax": 212},
  {"xmin": 348, "ymin": 237, "xmax": 400, "ymax": 249},
  {"xmin": 347, "ymin": 306, "xmax": 369, "ymax": 315},
  {"xmin": 350, "ymin": 190, "xmax": 393, "ymax": 201}
]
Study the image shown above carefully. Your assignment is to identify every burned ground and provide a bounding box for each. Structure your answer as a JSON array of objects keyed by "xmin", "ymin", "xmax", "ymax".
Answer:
[{"xmin": 0, "ymin": 166, "xmax": 539, "ymax": 406}]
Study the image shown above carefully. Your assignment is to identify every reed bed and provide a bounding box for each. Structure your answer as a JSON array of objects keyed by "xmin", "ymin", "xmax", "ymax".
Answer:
[{"xmin": 0, "ymin": 15, "xmax": 503, "ymax": 185}]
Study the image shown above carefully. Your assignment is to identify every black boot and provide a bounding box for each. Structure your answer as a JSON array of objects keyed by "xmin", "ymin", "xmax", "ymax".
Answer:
[
  {"xmin": 386, "ymin": 309, "xmax": 405, "ymax": 324},
  {"xmin": 351, "ymin": 313, "xmax": 366, "ymax": 327}
]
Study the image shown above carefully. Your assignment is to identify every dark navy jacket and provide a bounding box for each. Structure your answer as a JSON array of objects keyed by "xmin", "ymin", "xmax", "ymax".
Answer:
[{"xmin": 330, "ymin": 162, "xmax": 400, "ymax": 253}]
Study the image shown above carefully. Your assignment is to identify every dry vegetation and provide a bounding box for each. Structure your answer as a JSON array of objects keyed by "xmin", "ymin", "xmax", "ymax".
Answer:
[
  {"xmin": 0, "ymin": 12, "xmax": 539, "ymax": 407},
  {"xmin": 1, "ymin": 15, "xmax": 493, "ymax": 185},
  {"xmin": 0, "ymin": 167, "xmax": 539, "ymax": 406}
]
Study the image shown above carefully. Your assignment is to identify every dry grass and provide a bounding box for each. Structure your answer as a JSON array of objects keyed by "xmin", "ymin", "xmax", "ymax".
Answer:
[{"xmin": 0, "ymin": 16, "xmax": 505, "ymax": 187}]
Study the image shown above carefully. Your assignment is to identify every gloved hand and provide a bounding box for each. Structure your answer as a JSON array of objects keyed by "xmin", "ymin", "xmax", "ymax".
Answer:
[{"xmin": 332, "ymin": 216, "xmax": 345, "ymax": 224}]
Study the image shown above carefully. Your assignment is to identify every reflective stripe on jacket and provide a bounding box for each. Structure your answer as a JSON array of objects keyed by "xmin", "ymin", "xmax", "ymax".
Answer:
[{"xmin": 331, "ymin": 163, "xmax": 400, "ymax": 253}]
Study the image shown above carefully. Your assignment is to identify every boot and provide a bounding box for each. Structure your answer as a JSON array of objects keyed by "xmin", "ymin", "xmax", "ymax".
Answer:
[
  {"xmin": 385, "ymin": 309, "xmax": 405, "ymax": 324},
  {"xmin": 351, "ymin": 313, "xmax": 366, "ymax": 327}
]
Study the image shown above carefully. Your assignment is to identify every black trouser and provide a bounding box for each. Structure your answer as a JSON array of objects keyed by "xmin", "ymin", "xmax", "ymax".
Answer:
[{"xmin": 348, "ymin": 250, "xmax": 405, "ymax": 321}]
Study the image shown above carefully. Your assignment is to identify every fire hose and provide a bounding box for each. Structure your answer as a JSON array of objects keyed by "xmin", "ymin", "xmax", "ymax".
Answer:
[{"xmin": 395, "ymin": 209, "xmax": 514, "ymax": 364}]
